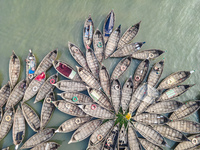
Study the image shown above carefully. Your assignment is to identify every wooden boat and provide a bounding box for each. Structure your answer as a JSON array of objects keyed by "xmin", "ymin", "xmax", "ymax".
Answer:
[
  {"xmin": 68, "ymin": 41, "xmax": 89, "ymax": 70},
  {"xmin": 133, "ymin": 113, "xmax": 169, "ymax": 125},
  {"xmin": 0, "ymin": 82, "xmax": 11, "ymax": 108},
  {"xmin": 111, "ymin": 79, "xmax": 121, "ymax": 113},
  {"xmin": 0, "ymin": 106, "xmax": 15, "ymax": 141},
  {"xmin": 26, "ymin": 49, "xmax": 37, "ymax": 85},
  {"xmin": 55, "ymin": 116, "xmax": 91, "ymax": 133},
  {"xmin": 157, "ymin": 84, "xmax": 195, "ymax": 101},
  {"xmin": 167, "ymin": 120, "xmax": 200, "ymax": 133},
  {"xmin": 13, "ymin": 106, "xmax": 25, "ymax": 150},
  {"xmin": 86, "ymin": 48, "xmax": 99, "ymax": 79},
  {"xmin": 147, "ymin": 60, "xmax": 164, "ymax": 87},
  {"xmin": 34, "ymin": 49, "xmax": 58, "ymax": 76},
  {"xmin": 31, "ymin": 142, "xmax": 60, "ymax": 150},
  {"xmin": 118, "ymin": 124, "xmax": 129, "ymax": 150},
  {"xmin": 133, "ymin": 59, "xmax": 149, "ymax": 92},
  {"xmin": 5, "ymin": 79, "xmax": 27, "ymax": 109},
  {"xmin": 78, "ymin": 103, "xmax": 115, "ymax": 119},
  {"xmin": 111, "ymin": 42, "xmax": 145, "ymax": 58},
  {"xmin": 34, "ymin": 73, "xmax": 58, "ymax": 103},
  {"xmin": 128, "ymin": 122, "xmax": 142, "ymax": 150},
  {"xmin": 68, "ymin": 119, "xmax": 103, "ymax": 144},
  {"xmin": 102, "ymin": 123, "xmax": 119, "ymax": 150},
  {"xmin": 121, "ymin": 77, "xmax": 133, "ymax": 114},
  {"xmin": 152, "ymin": 125, "xmax": 188, "ymax": 142},
  {"xmin": 53, "ymin": 60, "xmax": 81, "ymax": 81},
  {"xmin": 104, "ymin": 25, "xmax": 121, "ymax": 59},
  {"xmin": 131, "ymin": 49, "xmax": 165, "ymax": 60},
  {"xmin": 87, "ymin": 141, "xmax": 104, "ymax": 150},
  {"xmin": 99, "ymin": 65, "xmax": 111, "ymax": 97},
  {"xmin": 157, "ymin": 70, "xmax": 194, "ymax": 90},
  {"xmin": 58, "ymin": 92, "xmax": 93, "ymax": 105},
  {"xmin": 21, "ymin": 128, "xmax": 55, "ymax": 149},
  {"xmin": 103, "ymin": 10, "xmax": 115, "ymax": 44},
  {"xmin": 9, "ymin": 51, "xmax": 20, "ymax": 89},
  {"xmin": 0, "ymin": 107, "xmax": 2, "ymax": 123},
  {"xmin": 133, "ymin": 122, "xmax": 167, "ymax": 147},
  {"xmin": 87, "ymin": 86, "xmax": 113, "ymax": 111},
  {"xmin": 138, "ymin": 138, "xmax": 163, "ymax": 150},
  {"xmin": 117, "ymin": 21, "xmax": 141, "ymax": 49},
  {"xmin": 23, "ymin": 72, "xmax": 46, "ymax": 102},
  {"xmin": 169, "ymin": 100, "xmax": 200, "ymax": 120},
  {"xmin": 83, "ymin": 15, "xmax": 94, "ymax": 49},
  {"xmin": 88, "ymin": 120, "xmax": 114, "ymax": 147},
  {"xmin": 40, "ymin": 91, "xmax": 55, "ymax": 129},
  {"xmin": 52, "ymin": 100, "xmax": 87, "ymax": 117},
  {"xmin": 93, "ymin": 29, "xmax": 104, "ymax": 63},
  {"xmin": 145, "ymin": 100, "xmax": 183, "ymax": 114},
  {"xmin": 110, "ymin": 56, "xmax": 132, "ymax": 80},
  {"xmin": 21, "ymin": 103, "xmax": 40, "ymax": 132},
  {"xmin": 174, "ymin": 134, "xmax": 200, "ymax": 150}
]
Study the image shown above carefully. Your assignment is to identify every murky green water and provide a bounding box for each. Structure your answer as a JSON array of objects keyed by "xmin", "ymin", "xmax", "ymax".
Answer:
[{"xmin": 0, "ymin": 0, "xmax": 200, "ymax": 149}]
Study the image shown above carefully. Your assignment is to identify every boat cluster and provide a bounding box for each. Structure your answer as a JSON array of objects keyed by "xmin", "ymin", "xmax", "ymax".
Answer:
[{"xmin": 0, "ymin": 10, "xmax": 199, "ymax": 150}]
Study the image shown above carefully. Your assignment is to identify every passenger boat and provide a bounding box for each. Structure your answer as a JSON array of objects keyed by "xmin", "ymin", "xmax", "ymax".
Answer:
[
  {"xmin": 31, "ymin": 142, "xmax": 60, "ymax": 150},
  {"xmin": 111, "ymin": 79, "xmax": 121, "ymax": 113},
  {"xmin": 128, "ymin": 122, "xmax": 141, "ymax": 150},
  {"xmin": 138, "ymin": 138, "xmax": 162, "ymax": 150},
  {"xmin": 118, "ymin": 124, "xmax": 129, "ymax": 150},
  {"xmin": 0, "ymin": 82, "xmax": 11, "ymax": 108}
]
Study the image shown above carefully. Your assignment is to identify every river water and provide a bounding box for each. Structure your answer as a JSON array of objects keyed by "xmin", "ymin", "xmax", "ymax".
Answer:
[{"xmin": 0, "ymin": 0, "xmax": 200, "ymax": 150}]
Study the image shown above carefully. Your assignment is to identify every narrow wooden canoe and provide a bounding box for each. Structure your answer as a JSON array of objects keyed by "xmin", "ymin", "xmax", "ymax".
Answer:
[
  {"xmin": 34, "ymin": 49, "xmax": 58, "ymax": 76},
  {"xmin": 40, "ymin": 91, "xmax": 55, "ymax": 129},
  {"xmin": 77, "ymin": 66, "xmax": 101, "ymax": 89},
  {"xmin": 103, "ymin": 10, "xmax": 115, "ymax": 44},
  {"xmin": 133, "ymin": 122, "xmax": 167, "ymax": 147},
  {"xmin": 128, "ymin": 122, "xmax": 142, "ymax": 150},
  {"xmin": 88, "ymin": 120, "xmax": 114, "ymax": 147},
  {"xmin": 31, "ymin": 142, "xmax": 60, "ymax": 150},
  {"xmin": 145, "ymin": 100, "xmax": 183, "ymax": 114},
  {"xmin": 58, "ymin": 92, "xmax": 93, "ymax": 105},
  {"xmin": 117, "ymin": 21, "xmax": 141, "ymax": 49},
  {"xmin": 9, "ymin": 51, "xmax": 20, "ymax": 89},
  {"xmin": 52, "ymin": 100, "xmax": 87, "ymax": 117},
  {"xmin": 121, "ymin": 77, "xmax": 133, "ymax": 114},
  {"xmin": 118, "ymin": 124, "xmax": 129, "ymax": 150},
  {"xmin": 111, "ymin": 42, "xmax": 145, "ymax": 58},
  {"xmin": 26, "ymin": 49, "xmax": 37, "ymax": 85},
  {"xmin": 102, "ymin": 123, "xmax": 119, "ymax": 149},
  {"xmin": 0, "ymin": 106, "xmax": 15, "ymax": 141},
  {"xmin": 21, "ymin": 128, "xmax": 55, "ymax": 149},
  {"xmin": 111, "ymin": 79, "xmax": 121, "ymax": 113},
  {"xmin": 111, "ymin": 56, "xmax": 132, "ymax": 80},
  {"xmin": 23, "ymin": 72, "xmax": 46, "ymax": 102},
  {"xmin": 21, "ymin": 103, "xmax": 40, "ymax": 132},
  {"xmin": 53, "ymin": 60, "xmax": 81, "ymax": 81},
  {"xmin": 157, "ymin": 70, "xmax": 194, "ymax": 90},
  {"xmin": 175, "ymin": 134, "xmax": 200, "ymax": 150},
  {"xmin": 104, "ymin": 25, "xmax": 121, "ymax": 59},
  {"xmin": 0, "ymin": 82, "xmax": 11, "ymax": 108},
  {"xmin": 12, "ymin": 106, "xmax": 25, "ymax": 150},
  {"xmin": 68, "ymin": 119, "xmax": 103, "ymax": 144},
  {"xmin": 133, "ymin": 59, "xmax": 149, "ymax": 92},
  {"xmin": 138, "ymin": 138, "xmax": 163, "ymax": 150},
  {"xmin": 56, "ymin": 116, "xmax": 91, "ymax": 133},
  {"xmin": 147, "ymin": 60, "xmax": 164, "ymax": 87},
  {"xmin": 93, "ymin": 29, "xmax": 104, "ymax": 63},
  {"xmin": 152, "ymin": 125, "xmax": 188, "ymax": 142},
  {"xmin": 157, "ymin": 84, "xmax": 194, "ymax": 101},
  {"xmin": 86, "ymin": 48, "xmax": 99, "ymax": 79},
  {"xmin": 169, "ymin": 100, "xmax": 200, "ymax": 120},
  {"xmin": 131, "ymin": 49, "xmax": 165, "ymax": 60},
  {"xmin": 99, "ymin": 65, "xmax": 111, "ymax": 98},
  {"xmin": 78, "ymin": 103, "xmax": 115, "ymax": 119},
  {"xmin": 87, "ymin": 87, "xmax": 113, "ymax": 111},
  {"xmin": 0, "ymin": 107, "xmax": 2, "ymax": 123},
  {"xmin": 5, "ymin": 79, "xmax": 27, "ymax": 109},
  {"xmin": 68, "ymin": 41, "xmax": 89, "ymax": 70},
  {"xmin": 34, "ymin": 73, "xmax": 58, "ymax": 103},
  {"xmin": 83, "ymin": 15, "xmax": 94, "ymax": 49}
]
